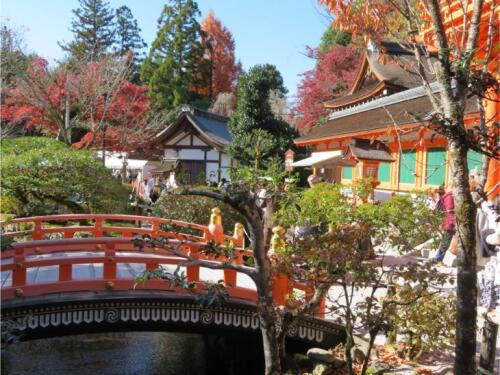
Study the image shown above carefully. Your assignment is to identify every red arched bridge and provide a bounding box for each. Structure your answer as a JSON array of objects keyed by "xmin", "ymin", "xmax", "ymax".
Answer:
[{"xmin": 1, "ymin": 213, "xmax": 344, "ymax": 348}]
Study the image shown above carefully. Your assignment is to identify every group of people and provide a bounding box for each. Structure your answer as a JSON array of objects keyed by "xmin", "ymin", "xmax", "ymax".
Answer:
[{"xmin": 131, "ymin": 172, "xmax": 178, "ymax": 208}]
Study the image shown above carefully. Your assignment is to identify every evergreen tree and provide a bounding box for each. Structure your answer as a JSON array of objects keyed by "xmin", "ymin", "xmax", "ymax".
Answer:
[
  {"xmin": 227, "ymin": 64, "xmax": 297, "ymax": 167},
  {"xmin": 60, "ymin": 0, "xmax": 115, "ymax": 61},
  {"xmin": 140, "ymin": 0, "xmax": 209, "ymax": 111},
  {"xmin": 318, "ymin": 27, "xmax": 351, "ymax": 53},
  {"xmin": 114, "ymin": 5, "xmax": 146, "ymax": 82}
]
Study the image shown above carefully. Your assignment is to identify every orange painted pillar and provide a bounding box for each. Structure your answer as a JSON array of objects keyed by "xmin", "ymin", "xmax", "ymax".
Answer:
[
  {"xmin": 103, "ymin": 242, "xmax": 116, "ymax": 280},
  {"xmin": 146, "ymin": 221, "xmax": 160, "ymax": 271},
  {"xmin": 12, "ymin": 246, "xmax": 26, "ymax": 288},
  {"xmin": 32, "ymin": 220, "xmax": 42, "ymax": 241},
  {"xmin": 207, "ymin": 208, "xmax": 234, "ymax": 287},
  {"xmin": 232, "ymin": 222, "xmax": 245, "ymax": 265},
  {"xmin": 94, "ymin": 218, "xmax": 103, "ymax": 237},
  {"xmin": 305, "ymin": 286, "xmax": 326, "ymax": 319},
  {"xmin": 484, "ymin": 91, "xmax": 499, "ymax": 199},
  {"xmin": 269, "ymin": 226, "xmax": 290, "ymax": 306}
]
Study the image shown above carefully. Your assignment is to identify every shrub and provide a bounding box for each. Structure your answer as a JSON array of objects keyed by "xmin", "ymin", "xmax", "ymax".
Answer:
[
  {"xmin": 392, "ymin": 290, "xmax": 456, "ymax": 360},
  {"xmin": 1, "ymin": 137, "xmax": 130, "ymax": 216},
  {"xmin": 152, "ymin": 193, "xmax": 245, "ymax": 234}
]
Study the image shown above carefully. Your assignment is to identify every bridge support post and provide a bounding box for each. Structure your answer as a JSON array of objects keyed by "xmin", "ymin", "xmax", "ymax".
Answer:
[
  {"xmin": 33, "ymin": 220, "xmax": 42, "ymax": 241},
  {"xmin": 227, "ymin": 223, "xmax": 244, "ymax": 287},
  {"xmin": 146, "ymin": 221, "xmax": 160, "ymax": 271},
  {"xmin": 273, "ymin": 274, "xmax": 290, "ymax": 306},
  {"xmin": 269, "ymin": 226, "xmax": 291, "ymax": 306},
  {"xmin": 94, "ymin": 218, "xmax": 103, "ymax": 237},
  {"xmin": 103, "ymin": 243, "xmax": 116, "ymax": 280},
  {"xmin": 208, "ymin": 208, "xmax": 235, "ymax": 287},
  {"xmin": 12, "ymin": 246, "xmax": 26, "ymax": 287},
  {"xmin": 305, "ymin": 287, "xmax": 326, "ymax": 319}
]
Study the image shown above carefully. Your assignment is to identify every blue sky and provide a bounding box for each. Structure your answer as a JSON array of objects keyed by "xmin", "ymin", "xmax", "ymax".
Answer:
[{"xmin": 1, "ymin": 0, "xmax": 333, "ymax": 98}]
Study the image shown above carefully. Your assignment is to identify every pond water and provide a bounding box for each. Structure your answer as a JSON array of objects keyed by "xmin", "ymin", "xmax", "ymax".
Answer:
[{"xmin": 2, "ymin": 331, "xmax": 264, "ymax": 375}]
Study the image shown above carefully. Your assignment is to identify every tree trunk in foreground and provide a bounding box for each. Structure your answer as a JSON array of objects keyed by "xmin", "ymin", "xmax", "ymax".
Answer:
[
  {"xmin": 449, "ymin": 140, "xmax": 478, "ymax": 374},
  {"xmin": 260, "ymin": 312, "xmax": 283, "ymax": 375}
]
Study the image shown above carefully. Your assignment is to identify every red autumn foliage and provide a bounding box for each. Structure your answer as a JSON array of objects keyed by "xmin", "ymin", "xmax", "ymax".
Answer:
[
  {"xmin": 2, "ymin": 57, "xmax": 153, "ymax": 151},
  {"xmin": 73, "ymin": 81, "xmax": 151, "ymax": 151},
  {"xmin": 201, "ymin": 11, "xmax": 242, "ymax": 99},
  {"xmin": 2, "ymin": 58, "xmax": 69, "ymax": 134},
  {"xmin": 290, "ymin": 45, "xmax": 361, "ymax": 135}
]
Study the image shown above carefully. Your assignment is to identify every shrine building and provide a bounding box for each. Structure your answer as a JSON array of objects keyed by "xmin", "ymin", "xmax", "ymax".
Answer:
[{"xmin": 291, "ymin": 40, "xmax": 498, "ymax": 200}]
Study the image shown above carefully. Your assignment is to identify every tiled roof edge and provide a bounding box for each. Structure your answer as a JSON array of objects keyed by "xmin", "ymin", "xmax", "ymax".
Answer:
[
  {"xmin": 327, "ymin": 81, "xmax": 441, "ymax": 121},
  {"xmin": 180, "ymin": 104, "xmax": 229, "ymax": 122}
]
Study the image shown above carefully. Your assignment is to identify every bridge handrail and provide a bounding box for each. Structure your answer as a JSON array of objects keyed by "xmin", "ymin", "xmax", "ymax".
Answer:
[
  {"xmin": 1, "ymin": 214, "xmax": 211, "ymax": 241},
  {"xmin": 0, "ymin": 237, "xmax": 253, "ymax": 260},
  {"xmin": 0, "ymin": 212, "xmax": 325, "ymax": 317},
  {"xmin": 3, "ymin": 214, "xmax": 209, "ymax": 230}
]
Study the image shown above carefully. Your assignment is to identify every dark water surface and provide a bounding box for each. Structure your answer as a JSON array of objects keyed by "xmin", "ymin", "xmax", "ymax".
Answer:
[{"xmin": 3, "ymin": 331, "xmax": 264, "ymax": 375}]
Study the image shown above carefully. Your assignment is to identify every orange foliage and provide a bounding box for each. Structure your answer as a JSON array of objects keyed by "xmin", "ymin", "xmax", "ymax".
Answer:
[
  {"xmin": 318, "ymin": 0, "xmax": 414, "ymax": 42},
  {"xmin": 201, "ymin": 11, "xmax": 242, "ymax": 100},
  {"xmin": 320, "ymin": 0, "xmax": 498, "ymax": 72}
]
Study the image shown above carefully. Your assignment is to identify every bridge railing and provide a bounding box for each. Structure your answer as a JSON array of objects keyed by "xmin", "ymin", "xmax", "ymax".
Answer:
[
  {"xmin": 1, "ymin": 214, "xmax": 211, "ymax": 243},
  {"xmin": 1, "ymin": 210, "xmax": 325, "ymax": 317}
]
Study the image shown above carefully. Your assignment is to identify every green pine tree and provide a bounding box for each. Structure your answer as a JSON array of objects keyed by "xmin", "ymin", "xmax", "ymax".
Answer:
[
  {"xmin": 319, "ymin": 28, "xmax": 351, "ymax": 53},
  {"xmin": 227, "ymin": 64, "xmax": 297, "ymax": 168},
  {"xmin": 60, "ymin": 0, "xmax": 115, "ymax": 61},
  {"xmin": 140, "ymin": 0, "xmax": 209, "ymax": 111},
  {"xmin": 115, "ymin": 6, "xmax": 146, "ymax": 83}
]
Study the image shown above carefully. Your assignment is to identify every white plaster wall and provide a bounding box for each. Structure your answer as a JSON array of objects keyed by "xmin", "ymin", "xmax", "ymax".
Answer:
[
  {"xmin": 221, "ymin": 167, "xmax": 230, "ymax": 180},
  {"xmin": 164, "ymin": 149, "xmax": 178, "ymax": 159},
  {"xmin": 206, "ymin": 149, "xmax": 219, "ymax": 160},
  {"xmin": 221, "ymin": 153, "xmax": 231, "ymax": 167},
  {"xmin": 178, "ymin": 149, "xmax": 205, "ymax": 160},
  {"xmin": 192, "ymin": 136, "xmax": 207, "ymax": 146},
  {"xmin": 176, "ymin": 136, "xmax": 191, "ymax": 146},
  {"xmin": 167, "ymin": 132, "xmax": 187, "ymax": 145},
  {"xmin": 206, "ymin": 162, "xmax": 219, "ymax": 182}
]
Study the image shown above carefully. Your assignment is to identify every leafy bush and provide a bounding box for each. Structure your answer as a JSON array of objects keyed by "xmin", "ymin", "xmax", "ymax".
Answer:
[
  {"xmin": 357, "ymin": 192, "xmax": 442, "ymax": 252},
  {"xmin": 277, "ymin": 183, "xmax": 441, "ymax": 253},
  {"xmin": 392, "ymin": 290, "xmax": 456, "ymax": 360},
  {"xmin": 152, "ymin": 193, "xmax": 245, "ymax": 234},
  {"xmin": 1, "ymin": 137, "xmax": 130, "ymax": 216}
]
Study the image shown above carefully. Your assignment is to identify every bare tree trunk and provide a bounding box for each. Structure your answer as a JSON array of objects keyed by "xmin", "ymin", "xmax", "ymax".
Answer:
[
  {"xmin": 259, "ymin": 307, "xmax": 283, "ymax": 375},
  {"xmin": 122, "ymin": 152, "xmax": 128, "ymax": 183},
  {"xmin": 101, "ymin": 130, "xmax": 106, "ymax": 165},
  {"xmin": 448, "ymin": 140, "xmax": 477, "ymax": 374},
  {"xmin": 64, "ymin": 73, "xmax": 71, "ymax": 144}
]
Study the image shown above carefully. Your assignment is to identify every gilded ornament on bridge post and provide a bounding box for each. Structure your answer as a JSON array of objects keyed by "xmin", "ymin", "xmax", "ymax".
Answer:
[
  {"xmin": 210, "ymin": 207, "xmax": 222, "ymax": 226},
  {"xmin": 270, "ymin": 226, "xmax": 286, "ymax": 258},
  {"xmin": 234, "ymin": 223, "xmax": 244, "ymax": 238}
]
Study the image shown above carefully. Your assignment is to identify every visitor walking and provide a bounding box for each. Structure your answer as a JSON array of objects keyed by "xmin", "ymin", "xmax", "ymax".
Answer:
[{"xmin": 434, "ymin": 186, "xmax": 456, "ymax": 266}]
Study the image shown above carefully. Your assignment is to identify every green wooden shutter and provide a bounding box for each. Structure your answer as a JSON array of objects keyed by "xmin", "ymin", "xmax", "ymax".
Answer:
[
  {"xmin": 400, "ymin": 149, "xmax": 416, "ymax": 184},
  {"xmin": 426, "ymin": 148, "xmax": 447, "ymax": 185},
  {"xmin": 467, "ymin": 150, "xmax": 482, "ymax": 173},
  {"xmin": 378, "ymin": 162, "xmax": 390, "ymax": 182},
  {"xmin": 343, "ymin": 166, "xmax": 353, "ymax": 179}
]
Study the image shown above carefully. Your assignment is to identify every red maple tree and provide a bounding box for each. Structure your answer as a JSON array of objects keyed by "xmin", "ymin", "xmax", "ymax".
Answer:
[
  {"xmin": 290, "ymin": 45, "xmax": 361, "ymax": 134},
  {"xmin": 2, "ymin": 58, "xmax": 70, "ymax": 137},
  {"xmin": 201, "ymin": 11, "xmax": 242, "ymax": 101},
  {"xmin": 2, "ymin": 56, "xmax": 158, "ymax": 152}
]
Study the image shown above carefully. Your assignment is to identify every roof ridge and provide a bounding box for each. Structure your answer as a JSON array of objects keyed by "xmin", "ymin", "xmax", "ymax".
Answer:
[
  {"xmin": 327, "ymin": 81, "xmax": 440, "ymax": 121},
  {"xmin": 180, "ymin": 104, "xmax": 229, "ymax": 122}
]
